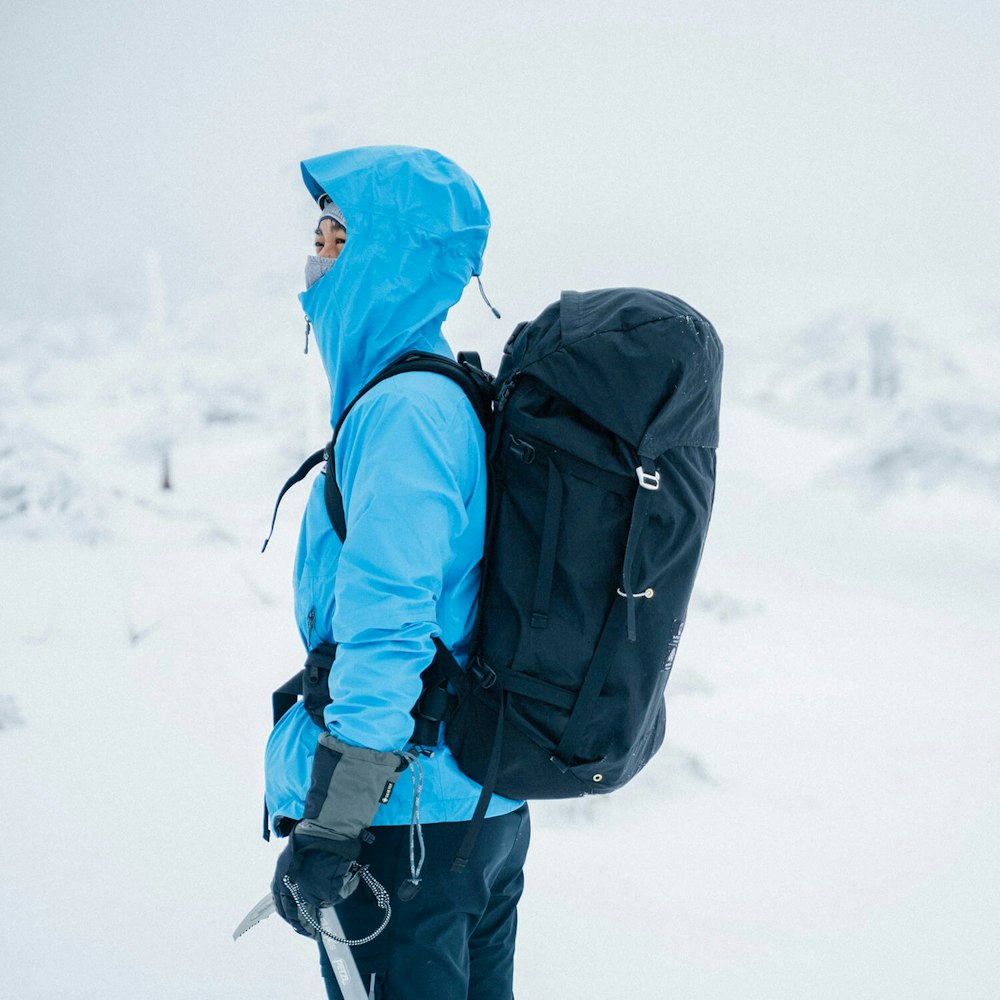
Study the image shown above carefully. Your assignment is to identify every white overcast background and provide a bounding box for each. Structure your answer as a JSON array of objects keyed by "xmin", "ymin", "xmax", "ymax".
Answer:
[
  {"xmin": 2, "ymin": 3, "xmax": 999, "ymax": 998},
  {"xmin": 4, "ymin": 0, "xmax": 998, "ymax": 336}
]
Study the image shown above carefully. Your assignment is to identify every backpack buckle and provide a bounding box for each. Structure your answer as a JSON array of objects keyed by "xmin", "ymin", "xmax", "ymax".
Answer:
[
  {"xmin": 470, "ymin": 658, "xmax": 498, "ymax": 690},
  {"xmin": 509, "ymin": 436, "xmax": 536, "ymax": 464},
  {"xmin": 494, "ymin": 372, "xmax": 519, "ymax": 411},
  {"xmin": 636, "ymin": 466, "xmax": 660, "ymax": 490}
]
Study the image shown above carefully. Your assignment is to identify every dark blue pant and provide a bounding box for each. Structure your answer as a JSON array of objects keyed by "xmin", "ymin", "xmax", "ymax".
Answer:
[{"xmin": 318, "ymin": 804, "xmax": 530, "ymax": 1000}]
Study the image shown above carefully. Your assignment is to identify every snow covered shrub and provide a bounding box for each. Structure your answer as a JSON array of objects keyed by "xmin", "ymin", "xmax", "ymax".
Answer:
[
  {"xmin": 0, "ymin": 424, "xmax": 108, "ymax": 542},
  {"xmin": 745, "ymin": 313, "xmax": 1000, "ymax": 496}
]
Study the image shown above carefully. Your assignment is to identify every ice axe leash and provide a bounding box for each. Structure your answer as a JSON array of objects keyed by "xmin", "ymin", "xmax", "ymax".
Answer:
[
  {"xmin": 282, "ymin": 870, "xmax": 392, "ymax": 946},
  {"xmin": 231, "ymin": 866, "xmax": 392, "ymax": 945},
  {"xmin": 233, "ymin": 866, "xmax": 392, "ymax": 1000}
]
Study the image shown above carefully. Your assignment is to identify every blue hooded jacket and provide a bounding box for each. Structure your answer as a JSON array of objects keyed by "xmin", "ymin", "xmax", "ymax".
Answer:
[{"xmin": 264, "ymin": 146, "xmax": 522, "ymax": 830}]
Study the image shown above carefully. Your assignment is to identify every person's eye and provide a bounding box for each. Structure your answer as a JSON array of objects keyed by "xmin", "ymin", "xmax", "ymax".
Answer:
[
  {"xmin": 314, "ymin": 240, "xmax": 324, "ymax": 250},
  {"xmin": 336, "ymin": 238, "xmax": 346, "ymax": 246}
]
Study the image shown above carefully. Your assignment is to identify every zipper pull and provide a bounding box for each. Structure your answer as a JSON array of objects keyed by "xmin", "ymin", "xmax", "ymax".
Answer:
[
  {"xmin": 307, "ymin": 608, "xmax": 316, "ymax": 646},
  {"xmin": 303, "ymin": 318, "xmax": 312, "ymax": 354}
]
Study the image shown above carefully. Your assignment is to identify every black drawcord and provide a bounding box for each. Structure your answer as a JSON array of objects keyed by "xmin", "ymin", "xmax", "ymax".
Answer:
[{"xmin": 475, "ymin": 275, "xmax": 501, "ymax": 319}]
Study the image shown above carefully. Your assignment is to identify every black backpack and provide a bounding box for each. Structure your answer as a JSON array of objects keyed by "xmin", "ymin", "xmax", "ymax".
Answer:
[{"xmin": 265, "ymin": 288, "xmax": 722, "ymax": 858}]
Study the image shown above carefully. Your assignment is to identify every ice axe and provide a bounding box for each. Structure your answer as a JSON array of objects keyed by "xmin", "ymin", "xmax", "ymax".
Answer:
[{"xmin": 233, "ymin": 873, "xmax": 390, "ymax": 1000}]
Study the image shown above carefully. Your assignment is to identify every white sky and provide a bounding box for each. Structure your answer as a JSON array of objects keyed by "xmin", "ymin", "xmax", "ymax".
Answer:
[{"xmin": 2, "ymin": 0, "xmax": 998, "ymax": 341}]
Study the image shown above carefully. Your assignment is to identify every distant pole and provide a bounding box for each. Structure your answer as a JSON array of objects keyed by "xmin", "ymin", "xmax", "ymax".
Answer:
[
  {"xmin": 161, "ymin": 450, "xmax": 172, "ymax": 491},
  {"xmin": 145, "ymin": 248, "xmax": 173, "ymax": 490},
  {"xmin": 868, "ymin": 322, "xmax": 900, "ymax": 402}
]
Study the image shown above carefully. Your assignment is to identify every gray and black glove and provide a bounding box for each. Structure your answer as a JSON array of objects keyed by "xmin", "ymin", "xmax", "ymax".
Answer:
[{"xmin": 272, "ymin": 734, "xmax": 406, "ymax": 936}]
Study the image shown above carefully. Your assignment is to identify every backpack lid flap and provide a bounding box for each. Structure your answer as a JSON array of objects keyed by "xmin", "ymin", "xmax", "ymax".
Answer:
[{"xmin": 500, "ymin": 289, "xmax": 723, "ymax": 454}]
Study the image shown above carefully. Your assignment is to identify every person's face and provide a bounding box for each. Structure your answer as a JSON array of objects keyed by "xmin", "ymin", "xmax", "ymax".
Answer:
[{"xmin": 314, "ymin": 219, "xmax": 347, "ymax": 260}]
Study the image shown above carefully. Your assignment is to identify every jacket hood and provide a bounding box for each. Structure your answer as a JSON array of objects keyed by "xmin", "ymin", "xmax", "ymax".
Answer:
[{"xmin": 298, "ymin": 145, "xmax": 491, "ymax": 430}]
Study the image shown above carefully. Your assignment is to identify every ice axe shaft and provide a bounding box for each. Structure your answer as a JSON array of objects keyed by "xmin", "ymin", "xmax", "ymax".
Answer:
[{"xmin": 319, "ymin": 906, "xmax": 369, "ymax": 1000}]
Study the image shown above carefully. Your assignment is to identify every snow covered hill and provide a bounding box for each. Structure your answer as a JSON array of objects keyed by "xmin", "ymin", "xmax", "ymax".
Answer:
[{"xmin": 737, "ymin": 312, "xmax": 1000, "ymax": 496}]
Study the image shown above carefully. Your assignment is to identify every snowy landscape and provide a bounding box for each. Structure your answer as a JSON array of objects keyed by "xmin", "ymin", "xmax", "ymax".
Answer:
[
  {"xmin": 3, "ymin": 3, "xmax": 999, "ymax": 997},
  {"xmin": 3, "ymin": 280, "xmax": 998, "ymax": 999}
]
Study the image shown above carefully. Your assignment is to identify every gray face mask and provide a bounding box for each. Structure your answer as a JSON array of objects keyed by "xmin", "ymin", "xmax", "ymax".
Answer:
[{"xmin": 305, "ymin": 254, "xmax": 337, "ymax": 289}]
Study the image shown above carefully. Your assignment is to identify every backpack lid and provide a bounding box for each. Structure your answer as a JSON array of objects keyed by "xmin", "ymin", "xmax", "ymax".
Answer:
[{"xmin": 498, "ymin": 288, "xmax": 723, "ymax": 455}]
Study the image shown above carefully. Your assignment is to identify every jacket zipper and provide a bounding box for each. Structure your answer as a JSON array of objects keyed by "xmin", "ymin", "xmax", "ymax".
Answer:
[
  {"xmin": 303, "ymin": 316, "xmax": 312, "ymax": 354},
  {"xmin": 306, "ymin": 608, "xmax": 316, "ymax": 649}
]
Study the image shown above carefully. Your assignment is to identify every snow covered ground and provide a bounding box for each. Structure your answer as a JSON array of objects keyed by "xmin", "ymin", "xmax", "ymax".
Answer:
[
  {"xmin": 2, "ymin": 294, "xmax": 998, "ymax": 998},
  {"xmin": 5, "ymin": 1, "xmax": 999, "ymax": 993}
]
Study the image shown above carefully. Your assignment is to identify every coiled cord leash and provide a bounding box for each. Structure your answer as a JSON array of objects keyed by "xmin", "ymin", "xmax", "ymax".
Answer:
[{"xmin": 284, "ymin": 866, "xmax": 392, "ymax": 946}]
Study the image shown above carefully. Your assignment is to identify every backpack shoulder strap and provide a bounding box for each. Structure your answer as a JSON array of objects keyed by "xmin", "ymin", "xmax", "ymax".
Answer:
[{"xmin": 324, "ymin": 351, "xmax": 493, "ymax": 542}]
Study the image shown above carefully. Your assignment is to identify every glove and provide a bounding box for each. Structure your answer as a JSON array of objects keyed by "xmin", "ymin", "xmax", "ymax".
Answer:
[
  {"xmin": 272, "ymin": 733, "xmax": 406, "ymax": 936},
  {"xmin": 271, "ymin": 829, "xmax": 360, "ymax": 937}
]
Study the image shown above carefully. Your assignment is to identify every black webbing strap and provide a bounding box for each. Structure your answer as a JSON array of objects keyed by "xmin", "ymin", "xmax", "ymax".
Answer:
[
  {"xmin": 261, "ymin": 448, "xmax": 327, "ymax": 552},
  {"xmin": 457, "ymin": 350, "xmax": 483, "ymax": 369},
  {"xmin": 551, "ymin": 608, "xmax": 621, "ymax": 767},
  {"xmin": 272, "ymin": 671, "xmax": 305, "ymax": 726},
  {"xmin": 411, "ymin": 637, "xmax": 466, "ymax": 746},
  {"xmin": 464, "ymin": 414, "xmax": 507, "ymax": 645},
  {"xmin": 620, "ymin": 456, "xmax": 658, "ymax": 642},
  {"xmin": 451, "ymin": 689, "xmax": 506, "ymax": 874},
  {"xmin": 332, "ymin": 350, "xmax": 492, "ymax": 438},
  {"xmin": 427, "ymin": 636, "xmax": 469, "ymax": 690},
  {"xmin": 324, "ymin": 461, "xmax": 347, "ymax": 543},
  {"xmin": 491, "ymin": 663, "xmax": 576, "ymax": 711},
  {"xmin": 550, "ymin": 457, "xmax": 658, "ymax": 766},
  {"xmin": 529, "ymin": 461, "xmax": 564, "ymax": 629}
]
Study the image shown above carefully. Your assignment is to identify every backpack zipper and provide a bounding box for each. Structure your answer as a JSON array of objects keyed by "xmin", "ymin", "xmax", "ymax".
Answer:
[{"xmin": 306, "ymin": 608, "xmax": 316, "ymax": 649}]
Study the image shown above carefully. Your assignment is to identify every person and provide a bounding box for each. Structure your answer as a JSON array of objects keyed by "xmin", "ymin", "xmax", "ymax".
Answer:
[
  {"xmin": 314, "ymin": 196, "xmax": 347, "ymax": 260},
  {"xmin": 263, "ymin": 145, "xmax": 529, "ymax": 1000}
]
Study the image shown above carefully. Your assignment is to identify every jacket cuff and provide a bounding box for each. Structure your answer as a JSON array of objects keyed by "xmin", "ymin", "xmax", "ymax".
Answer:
[{"xmin": 300, "ymin": 733, "xmax": 406, "ymax": 840}]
